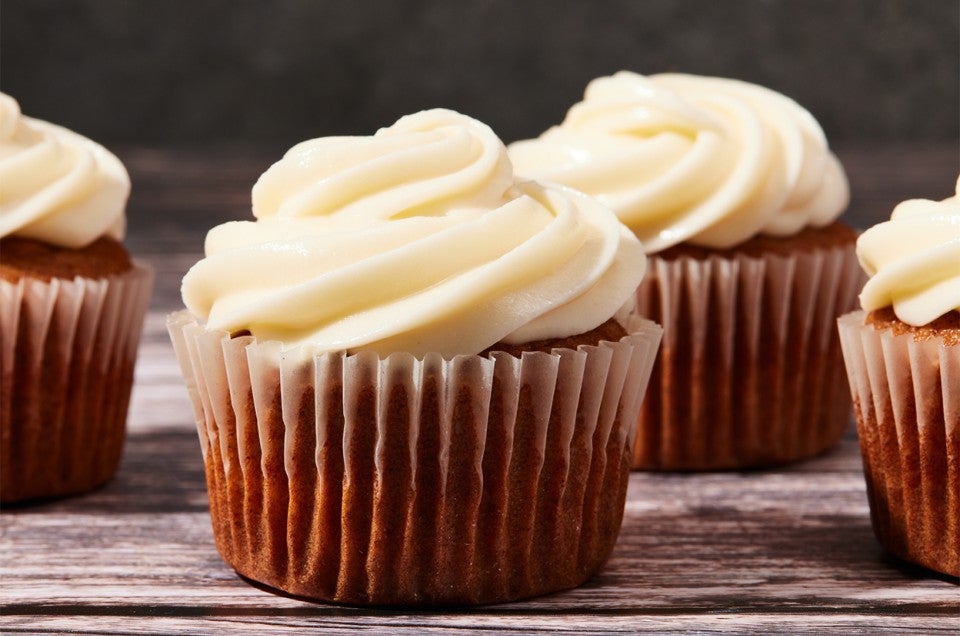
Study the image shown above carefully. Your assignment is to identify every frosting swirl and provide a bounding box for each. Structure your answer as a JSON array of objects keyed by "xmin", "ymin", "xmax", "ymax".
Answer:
[
  {"xmin": 0, "ymin": 92, "xmax": 128, "ymax": 248},
  {"xmin": 508, "ymin": 71, "xmax": 849, "ymax": 253},
  {"xmin": 857, "ymin": 177, "xmax": 960, "ymax": 326},
  {"xmin": 182, "ymin": 109, "xmax": 646, "ymax": 356}
]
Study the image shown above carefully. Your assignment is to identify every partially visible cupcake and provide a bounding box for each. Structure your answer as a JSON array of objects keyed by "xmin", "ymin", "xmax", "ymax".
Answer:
[
  {"xmin": 838, "ymin": 178, "xmax": 959, "ymax": 577},
  {"xmin": 0, "ymin": 93, "xmax": 153, "ymax": 503},
  {"xmin": 509, "ymin": 71, "xmax": 861, "ymax": 470},
  {"xmin": 167, "ymin": 109, "xmax": 662, "ymax": 605}
]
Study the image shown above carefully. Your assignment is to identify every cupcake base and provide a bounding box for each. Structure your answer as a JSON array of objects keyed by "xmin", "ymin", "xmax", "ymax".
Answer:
[
  {"xmin": 632, "ymin": 222, "xmax": 862, "ymax": 470},
  {"xmin": 167, "ymin": 311, "xmax": 662, "ymax": 606},
  {"xmin": 838, "ymin": 310, "xmax": 959, "ymax": 577},
  {"xmin": 0, "ymin": 264, "xmax": 154, "ymax": 503}
]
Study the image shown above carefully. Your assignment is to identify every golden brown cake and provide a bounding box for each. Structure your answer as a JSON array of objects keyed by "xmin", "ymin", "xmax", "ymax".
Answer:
[
  {"xmin": 480, "ymin": 317, "xmax": 627, "ymax": 356},
  {"xmin": 866, "ymin": 306, "xmax": 960, "ymax": 346},
  {"xmin": 0, "ymin": 236, "xmax": 133, "ymax": 281}
]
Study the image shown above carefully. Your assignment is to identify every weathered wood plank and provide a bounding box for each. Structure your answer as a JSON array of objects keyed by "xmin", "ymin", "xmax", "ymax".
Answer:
[{"xmin": 2, "ymin": 613, "xmax": 959, "ymax": 635}]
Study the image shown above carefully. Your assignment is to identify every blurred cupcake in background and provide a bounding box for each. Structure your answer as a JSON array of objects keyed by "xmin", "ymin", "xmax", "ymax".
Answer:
[
  {"xmin": 168, "ymin": 109, "xmax": 662, "ymax": 605},
  {"xmin": 0, "ymin": 93, "xmax": 153, "ymax": 503},
  {"xmin": 838, "ymin": 178, "xmax": 959, "ymax": 577},
  {"xmin": 510, "ymin": 71, "xmax": 861, "ymax": 470}
]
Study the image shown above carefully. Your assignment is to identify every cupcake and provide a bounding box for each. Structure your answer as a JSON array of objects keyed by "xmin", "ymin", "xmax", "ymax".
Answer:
[
  {"xmin": 0, "ymin": 93, "xmax": 153, "ymax": 503},
  {"xmin": 167, "ymin": 109, "xmax": 662, "ymax": 606},
  {"xmin": 838, "ymin": 178, "xmax": 959, "ymax": 577},
  {"xmin": 509, "ymin": 71, "xmax": 861, "ymax": 470}
]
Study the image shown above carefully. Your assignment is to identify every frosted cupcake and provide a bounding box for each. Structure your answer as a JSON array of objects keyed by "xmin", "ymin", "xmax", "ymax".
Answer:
[
  {"xmin": 838, "ymin": 178, "xmax": 959, "ymax": 577},
  {"xmin": 167, "ymin": 109, "xmax": 662, "ymax": 605},
  {"xmin": 510, "ymin": 71, "xmax": 861, "ymax": 470},
  {"xmin": 0, "ymin": 93, "xmax": 153, "ymax": 502}
]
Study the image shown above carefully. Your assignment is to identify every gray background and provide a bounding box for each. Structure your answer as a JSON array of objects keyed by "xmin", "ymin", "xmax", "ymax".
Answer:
[{"xmin": 2, "ymin": 0, "xmax": 958, "ymax": 146}]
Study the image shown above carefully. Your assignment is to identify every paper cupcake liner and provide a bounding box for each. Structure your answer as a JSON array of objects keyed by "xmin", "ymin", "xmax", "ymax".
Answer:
[
  {"xmin": 838, "ymin": 311, "xmax": 959, "ymax": 577},
  {"xmin": 0, "ymin": 264, "xmax": 154, "ymax": 503},
  {"xmin": 632, "ymin": 241, "xmax": 862, "ymax": 470},
  {"xmin": 167, "ymin": 310, "xmax": 662, "ymax": 606}
]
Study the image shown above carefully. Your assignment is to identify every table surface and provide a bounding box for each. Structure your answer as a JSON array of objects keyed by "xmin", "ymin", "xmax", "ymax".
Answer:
[{"xmin": 2, "ymin": 143, "xmax": 958, "ymax": 635}]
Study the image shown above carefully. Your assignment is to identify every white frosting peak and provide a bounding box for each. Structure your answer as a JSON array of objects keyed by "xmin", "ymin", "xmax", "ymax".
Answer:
[
  {"xmin": 857, "ymin": 176, "xmax": 960, "ymax": 326},
  {"xmin": 508, "ymin": 71, "xmax": 849, "ymax": 253},
  {"xmin": 0, "ymin": 92, "xmax": 128, "ymax": 248},
  {"xmin": 182, "ymin": 109, "xmax": 647, "ymax": 356}
]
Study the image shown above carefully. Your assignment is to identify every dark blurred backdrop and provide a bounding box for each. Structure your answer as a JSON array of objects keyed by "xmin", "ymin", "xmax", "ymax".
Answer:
[{"xmin": 3, "ymin": 0, "xmax": 958, "ymax": 147}]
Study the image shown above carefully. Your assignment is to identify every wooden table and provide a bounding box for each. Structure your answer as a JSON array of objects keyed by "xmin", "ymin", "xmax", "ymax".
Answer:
[{"xmin": 2, "ymin": 144, "xmax": 958, "ymax": 634}]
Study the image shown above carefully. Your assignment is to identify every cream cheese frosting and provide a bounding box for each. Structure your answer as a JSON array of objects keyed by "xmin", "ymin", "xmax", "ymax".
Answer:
[
  {"xmin": 857, "ymin": 177, "xmax": 960, "ymax": 326},
  {"xmin": 508, "ymin": 71, "xmax": 849, "ymax": 253},
  {"xmin": 181, "ymin": 109, "xmax": 647, "ymax": 356},
  {"xmin": 0, "ymin": 92, "xmax": 128, "ymax": 248}
]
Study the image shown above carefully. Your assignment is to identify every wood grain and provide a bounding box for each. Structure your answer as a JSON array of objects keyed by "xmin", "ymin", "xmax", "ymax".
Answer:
[{"xmin": 1, "ymin": 144, "xmax": 958, "ymax": 634}]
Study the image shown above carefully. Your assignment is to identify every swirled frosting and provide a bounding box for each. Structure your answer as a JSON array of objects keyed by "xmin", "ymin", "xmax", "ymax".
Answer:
[
  {"xmin": 857, "ymin": 177, "xmax": 960, "ymax": 326},
  {"xmin": 181, "ymin": 109, "xmax": 646, "ymax": 356},
  {"xmin": 508, "ymin": 71, "xmax": 849, "ymax": 253},
  {"xmin": 0, "ymin": 92, "xmax": 128, "ymax": 248}
]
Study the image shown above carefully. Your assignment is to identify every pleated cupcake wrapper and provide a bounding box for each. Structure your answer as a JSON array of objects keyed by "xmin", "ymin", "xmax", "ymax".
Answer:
[
  {"xmin": 838, "ymin": 311, "xmax": 959, "ymax": 577},
  {"xmin": 167, "ymin": 310, "xmax": 662, "ymax": 606},
  {"xmin": 632, "ymin": 242, "xmax": 862, "ymax": 470},
  {"xmin": 0, "ymin": 264, "xmax": 154, "ymax": 503}
]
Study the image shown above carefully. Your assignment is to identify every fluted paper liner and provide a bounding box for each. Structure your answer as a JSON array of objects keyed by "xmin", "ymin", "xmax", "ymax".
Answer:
[
  {"xmin": 0, "ymin": 264, "xmax": 154, "ymax": 502},
  {"xmin": 167, "ymin": 311, "xmax": 662, "ymax": 606},
  {"xmin": 838, "ymin": 311, "xmax": 959, "ymax": 577},
  {"xmin": 632, "ymin": 242, "xmax": 862, "ymax": 470}
]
